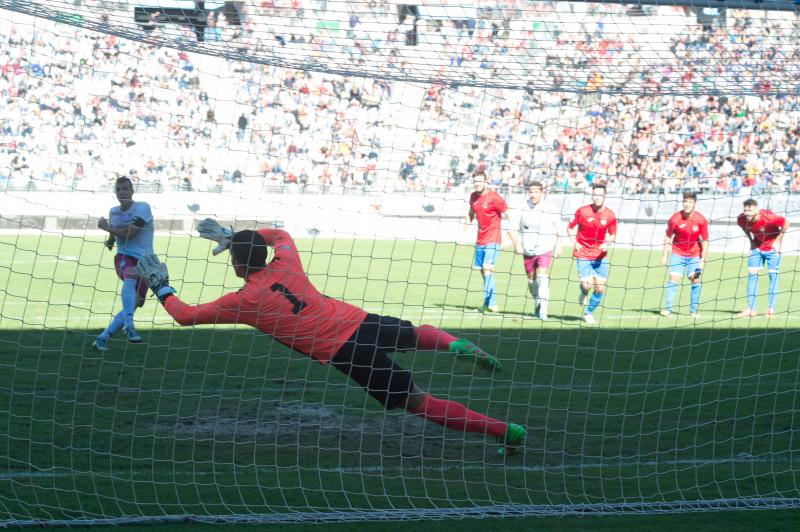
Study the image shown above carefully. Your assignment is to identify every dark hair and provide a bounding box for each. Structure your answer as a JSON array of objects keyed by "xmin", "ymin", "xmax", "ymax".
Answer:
[
  {"xmin": 682, "ymin": 191, "xmax": 698, "ymax": 201},
  {"xmin": 528, "ymin": 180, "xmax": 544, "ymax": 190},
  {"xmin": 592, "ymin": 184, "xmax": 607, "ymax": 193},
  {"xmin": 230, "ymin": 230, "xmax": 268, "ymax": 270},
  {"xmin": 743, "ymin": 198, "xmax": 758, "ymax": 208},
  {"xmin": 115, "ymin": 176, "xmax": 134, "ymax": 189}
]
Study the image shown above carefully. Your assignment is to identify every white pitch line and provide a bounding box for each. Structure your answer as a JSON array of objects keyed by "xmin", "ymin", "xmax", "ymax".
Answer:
[{"xmin": 1, "ymin": 455, "xmax": 797, "ymax": 480}]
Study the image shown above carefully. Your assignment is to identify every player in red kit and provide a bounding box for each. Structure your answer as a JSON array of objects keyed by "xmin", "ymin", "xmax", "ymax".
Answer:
[
  {"xmin": 567, "ymin": 185, "xmax": 617, "ymax": 324},
  {"xmin": 461, "ymin": 172, "xmax": 513, "ymax": 313},
  {"xmin": 136, "ymin": 220, "xmax": 526, "ymax": 452},
  {"xmin": 660, "ymin": 192, "xmax": 709, "ymax": 318},
  {"xmin": 736, "ymin": 199, "xmax": 790, "ymax": 317}
]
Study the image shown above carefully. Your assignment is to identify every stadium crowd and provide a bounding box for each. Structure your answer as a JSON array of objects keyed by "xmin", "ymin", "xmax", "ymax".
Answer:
[{"xmin": 0, "ymin": 1, "xmax": 799, "ymax": 196}]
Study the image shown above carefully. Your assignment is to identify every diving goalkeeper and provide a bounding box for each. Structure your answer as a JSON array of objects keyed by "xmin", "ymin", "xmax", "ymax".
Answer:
[{"xmin": 136, "ymin": 220, "xmax": 526, "ymax": 450}]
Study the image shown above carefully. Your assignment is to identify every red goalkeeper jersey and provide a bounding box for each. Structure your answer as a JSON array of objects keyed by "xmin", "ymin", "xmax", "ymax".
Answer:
[
  {"xmin": 162, "ymin": 228, "xmax": 367, "ymax": 363},
  {"xmin": 737, "ymin": 209, "xmax": 787, "ymax": 252}
]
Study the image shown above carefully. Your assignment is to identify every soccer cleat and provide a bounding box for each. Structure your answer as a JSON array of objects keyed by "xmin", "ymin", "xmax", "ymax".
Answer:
[
  {"xmin": 539, "ymin": 313, "xmax": 549, "ymax": 322},
  {"xmin": 765, "ymin": 309, "xmax": 776, "ymax": 318},
  {"xmin": 578, "ymin": 291, "xmax": 588, "ymax": 307},
  {"xmin": 92, "ymin": 336, "xmax": 109, "ymax": 352},
  {"xmin": 583, "ymin": 313, "xmax": 596, "ymax": 325},
  {"xmin": 125, "ymin": 327, "xmax": 143, "ymax": 343},
  {"xmin": 449, "ymin": 339, "xmax": 503, "ymax": 371},
  {"xmin": 479, "ymin": 304, "xmax": 500, "ymax": 314},
  {"xmin": 736, "ymin": 309, "xmax": 757, "ymax": 318},
  {"xmin": 659, "ymin": 310, "xmax": 673, "ymax": 317},
  {"xmin": 497, "ymin": 423, "xmax": 526, "ymax": 456},
  {"xmin": 690, "ymin": 313, "xmax": 700, "ymax": 320}
]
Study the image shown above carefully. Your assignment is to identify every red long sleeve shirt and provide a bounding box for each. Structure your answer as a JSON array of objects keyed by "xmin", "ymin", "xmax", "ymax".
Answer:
[{"xmin": 162, "ymin": 229, "xmax": 367, "ymax": 363}]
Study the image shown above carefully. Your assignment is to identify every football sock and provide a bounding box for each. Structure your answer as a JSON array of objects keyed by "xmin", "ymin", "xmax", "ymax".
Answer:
[
  {"xmin": 768, "ymin": 272, "xmax": 779, "ymax": 309},
  {"xmin": 690, "ymin": 283, "xmax": 702, "ymax": 314},
  {"xmin": 664, "ymin": 280, "xmax": 678, "ymax": 311},
  {"xmin": 747, "ymin": 273, "xmax": 759, "ymax": 310},
  {"xmin": 101, "ymin": 310, "xmax": 125, "ymax": 339},
  {"xmin": 538, "ymin": 275, "xmax": 549, "ymax": 315},
  {"xmin": 414, "ymin": 324, "xmax": 458, "ymax": 351},
  {"xmin": 587, "ymin": 291, "xmax": 604, "ymax": 314},
  {"xmin": 121, "ymin": 278, "xmax": 138, "ymax": 329},
  {"xmin": 483, "ymin": 273, "xmax": 496, "ymax": 307},
  {"xmin": 528, "ymin": 279, "xmax": 538, "ymax": 299},
  {"xmin": 409, "ymin": 394, "xmax": 507, "ymax": 438}
]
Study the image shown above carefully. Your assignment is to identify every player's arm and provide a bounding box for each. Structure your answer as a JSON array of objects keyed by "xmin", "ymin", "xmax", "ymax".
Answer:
[
  {"xmin": 98, "ymin": 217, "xmax": 145, "ymax": 239},
  {"xmin": 774, "ymin": 218, "xmax": 790, "ymax": 252},
  {"xmin": 161, "ymin": 292, "xmax": 242, "ymax": 327},
  {"xmin": 501, "ymin": 211, "xmax": 516, "ymax": 249},
  {"xmin": 135, "ymin": 254, "xmax": 241, "ymax": 326},
  {"xmin": 599, "ymin": 216, "xmax": 617, "ymax": 252},
  {"xmin": 699, "ymin": 218, "xmax": 710, "ymax": 268},
  {"xmin": 738, "ymin": 219, "xmax": 756, "ymax": 250},
  {"xmin": 549, "ymin": 213, "xmax": 563, "ymax": 258},
  {"xmin": 258, "ymin": 228, "xmax": 303, "ymax": 268},
  {"xmin": 567, "ymin": 223, "xmax": 580, "ymax": 253},
  {"xmin": 661, "ymin": 223, "xmax": 674, "ymax": 266}
]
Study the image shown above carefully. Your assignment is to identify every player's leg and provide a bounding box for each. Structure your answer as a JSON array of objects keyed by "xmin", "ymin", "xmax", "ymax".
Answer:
[
  {"xmin": 576, "ymin": 259, "xmax": 592, "ymax": 307},
  {"xmin": 535, "ymin": 253, "xmax": 553, "ymax": 320},
  {"xmin": 523, "ymin": 255, "xmax": 537, "ymax": 315},
  {"xmin": 766, "ymin": 250, "xmax": 781, "ymax": 316},
  {"xmin": 414, "ymin": 324, "xmax": 501, "ymax": 371},
  {"xmin": 584, "ymin": 259, "xmax": 609, "ymax": 323},
  {"xmin": 687, "ymin": 256, "xmax": 702, "ymax": 317},
  {"xmin": 94, "ymin": 254, "xmax": 130, "ymax": 350},
  {"xmin": 119, "ymin": 258, "xmax": 143, "ymax": 342},
  {"xmin": 662, "ymin": 254, "xmax": 684, "ymax": 316},
  {"xmin": 480, "ymin": 244, "xmax": 500, "ymax": 312},
  {"xmin": 738, "ymin": 250, "xmax": 762, "ymax": 317}
]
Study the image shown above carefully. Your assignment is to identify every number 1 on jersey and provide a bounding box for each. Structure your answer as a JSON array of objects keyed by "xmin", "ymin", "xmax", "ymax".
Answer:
[{"xmin": 270, "ymin": 283, "xmax": 307, "ymax": 315}]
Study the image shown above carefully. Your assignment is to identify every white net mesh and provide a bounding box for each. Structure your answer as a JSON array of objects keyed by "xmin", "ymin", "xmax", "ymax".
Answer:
[{"xmin": 0, "ymin": 0, "xmax": 799, "ymax": 526}]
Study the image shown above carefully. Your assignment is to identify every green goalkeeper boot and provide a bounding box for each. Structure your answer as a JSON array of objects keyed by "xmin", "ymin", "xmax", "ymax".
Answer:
[
  {"xmin": 497, "ymin": 423, "xmax": 526, "ymax": 457},
  {"xmin": 449, "ymin": 339, "xmax": 503, "ymax": 371}
]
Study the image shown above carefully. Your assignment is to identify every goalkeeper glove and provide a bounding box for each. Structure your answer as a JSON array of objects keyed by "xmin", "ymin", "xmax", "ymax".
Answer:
[
  {"xmin": 135, "ymin": 254, "xmax": 176, "ymax": 302},
  {"xmin": 105, "ymin": 234, "xmax": 116, "ymax": 251},
  {"xmin": 197, "ymin": 218, "xmax": 234, "ymax": 256}
]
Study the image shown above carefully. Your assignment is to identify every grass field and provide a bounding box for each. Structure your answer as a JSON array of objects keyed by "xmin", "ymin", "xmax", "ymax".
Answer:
[{"xmin": 1, "ymin": 233, "xmax": 799, "ymax": 526}]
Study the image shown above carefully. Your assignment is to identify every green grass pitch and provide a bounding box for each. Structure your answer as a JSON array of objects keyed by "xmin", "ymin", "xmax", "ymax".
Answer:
[{"xmin": 0, "ymin": 233, "xmax": 799, "ymax": 525}]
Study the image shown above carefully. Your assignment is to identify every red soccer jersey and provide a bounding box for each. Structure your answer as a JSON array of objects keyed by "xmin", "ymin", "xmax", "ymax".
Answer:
[
  {"xmin": 162, "ymin": 229, "xmax": 367, "ymax": 363},
  {"xmin": 666, "ymin": 211, "xmax": 709, "ymax": 257},
  {"xmin": 568, "ymin": 205, "xmax": 617, "ymax": 260},
  {"xmin": 737, "ymin": 209, "xmax": 787, "ymax": 251},
  {"xmin": 469, "ymin": 190, "xmax": 508, "ymax": 245}
]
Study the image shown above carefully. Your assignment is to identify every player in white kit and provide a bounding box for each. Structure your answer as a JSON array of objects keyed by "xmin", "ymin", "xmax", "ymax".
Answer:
[
  {"xmin": 512, "ymin": 181, "xmax": 563, "ymax": 321},
  {"xmin": 93, "ymin": 176, "xmax": 155, "ymax": 351}
]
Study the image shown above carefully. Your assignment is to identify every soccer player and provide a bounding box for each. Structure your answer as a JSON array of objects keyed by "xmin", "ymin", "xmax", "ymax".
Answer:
[
  {"xmin": 660, "ymin": 192, "xmax": 709, "ymax": 318},
  {"xmin": 513, "ymin": 181, "xmax": 563, "ymax": 321},
  {"xmin": 135, "ymin": 221, "xmax": 526, "ymax": 451},
  {"xmin": 462, "ymin": 171, "xmax": 513, "ymax": 313},
  {"xmin": 736, "ymin": 199, "xmax": 790, "ymax": 318},
  {"xmin": 93, "ymin": 176, "xmax": 155, "ymax": 350},
  {"xmin": 566, "ymin": 184, "xmax": 617, "ymax": 324}
]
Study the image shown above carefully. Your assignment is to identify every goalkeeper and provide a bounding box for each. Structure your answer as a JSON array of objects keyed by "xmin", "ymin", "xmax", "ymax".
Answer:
[{"xmin": 137, "ymin": 219, "xmax": 525, "ymax": 450}]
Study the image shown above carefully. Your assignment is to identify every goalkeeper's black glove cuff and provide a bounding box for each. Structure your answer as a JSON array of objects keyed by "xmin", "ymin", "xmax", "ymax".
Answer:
[{"xmin": 155, "ymin": 285, "xmax": 176, "ymax": 303}]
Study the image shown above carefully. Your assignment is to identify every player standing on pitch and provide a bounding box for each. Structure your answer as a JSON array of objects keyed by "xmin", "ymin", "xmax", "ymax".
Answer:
[
  {"xmin": 135, "ymin": 220, "xmax": 526, "ymax": 452},
  {"xmin": 461, "ymin": 172, "xmax": 513, "ymax": 313},
  {"xmin": 512, "ymin": 181, "xmax": 563, "ymax": 321},
  {"xmin": 660, "ymin": 191, "xmax": 709, "ymax": 318},
  {"xmin": 93, "ymin": 176, "xmax": 155, "ymax": 350},
  {"xmin": 736, "ymin": 199, "xmax": 790, "ymax": 318},
  {"xmin": 567, "ymin": 184, "xmax": 617, "ymax": 325}
]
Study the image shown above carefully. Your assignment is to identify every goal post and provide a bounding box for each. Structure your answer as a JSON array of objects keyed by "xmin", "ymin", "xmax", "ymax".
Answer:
[{"xmin": 0, "ymin": 0, "xmax": 799, "ymax": 526}]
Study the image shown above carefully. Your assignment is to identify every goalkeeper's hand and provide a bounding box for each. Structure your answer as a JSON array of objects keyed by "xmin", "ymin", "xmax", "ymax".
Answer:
[
  {"xmin": 197, "ymin": 218, "xmax": 234, "ymax": 256},
  {"xmin": 135, "ymin": 254, "xmax": 176, "ymax": 302},
  {"xmin": 105, "ymin": 234, "xmax": 116, "ymax": 251}
]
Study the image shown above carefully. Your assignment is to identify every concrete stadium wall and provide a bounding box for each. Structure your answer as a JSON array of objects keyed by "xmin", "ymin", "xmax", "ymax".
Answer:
[{"xmin": 2, "ymin": 192, "xmax": 798, "ymax": 254}]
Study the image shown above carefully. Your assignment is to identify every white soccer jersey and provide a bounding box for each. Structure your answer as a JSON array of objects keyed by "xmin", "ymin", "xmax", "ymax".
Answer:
[
  {"xmin": 109, "ymin": 201, "xmax": 154, "ymax": 259},
  {"xmin": 516, "ymin": 198, "xmax": 562, "ymax": 256}
]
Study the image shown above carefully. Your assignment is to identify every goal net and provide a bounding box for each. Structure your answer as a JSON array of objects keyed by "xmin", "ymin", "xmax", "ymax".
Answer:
[{"xmin": 0, "ymin": 0, "xmax": 799, "ymax": 526}]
